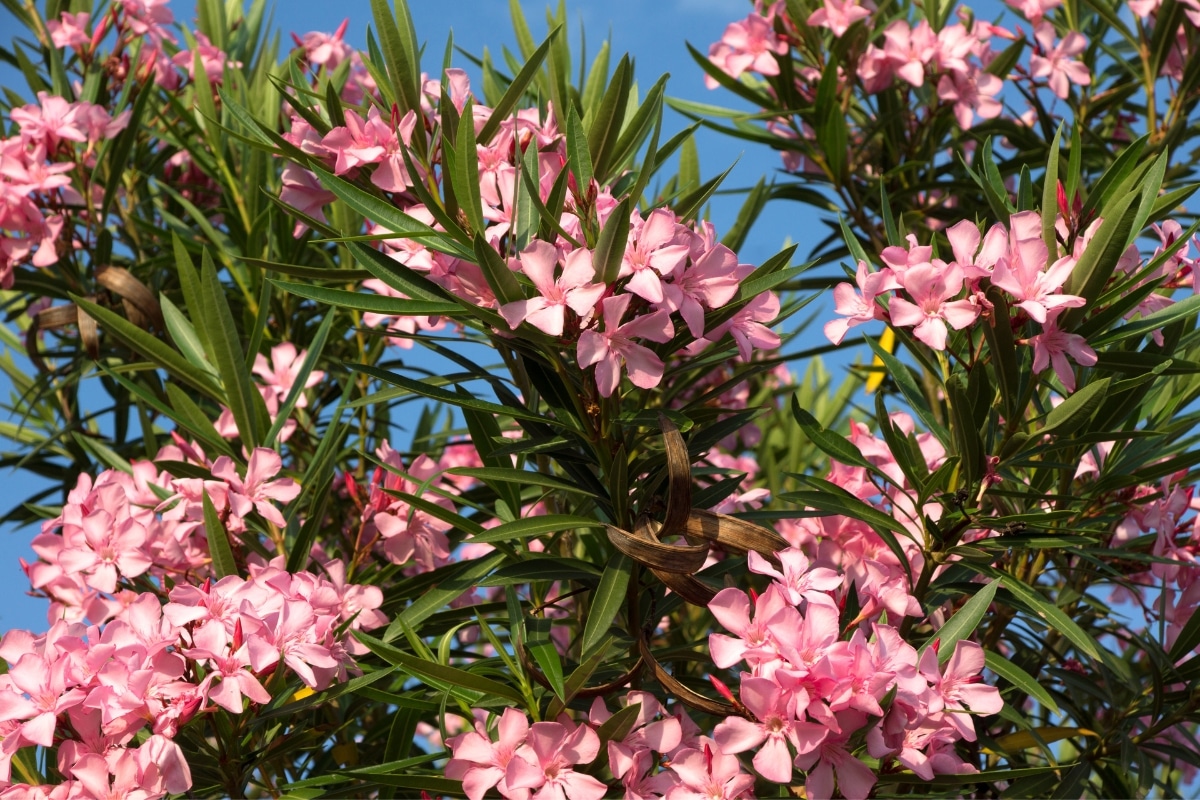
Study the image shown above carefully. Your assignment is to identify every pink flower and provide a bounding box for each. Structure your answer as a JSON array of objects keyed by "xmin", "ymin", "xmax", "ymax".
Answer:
[
  {"xmin": 1029, "ymin": 23, "xmax": 1090, "ymax": 99},
  {"xmin": 936, "ymin": 69, "xmax": 1003, "ymax": 129},
  {"xmin": 48, "ymin": 12, "xmax": 91, "ymax": 50},
  {"xmin": 705, "ymin": 13, "xmax": 787, "ymax": 88},
  {"xmin": 446, "ymin": 708, "xmax": 533, "ymax": 800},
  {"xmin": 620, "ymin": 209, "xmax": 690, "ymax": 304},
  {"xmin": 504, "ymin": 720, "xmax": 607, "ymax": 800},
  {"xmin": 882, "ymin": 21, "xmax": 938, "ymax": 88},
  {"xmin": 185, "ymin": 622, "xmax": 271, "ymax": 713},
  {"xmin": 824, "ymin": 260, "xmax": 899, "ymax": 345},
  {"xmin": 807, "ymin": 0, "xmax": 872, "ymax": 37},
  {"xmin": 660, "ymin": 242, "xmax": 745, "ymax": 339},
  {"xmin": 501, "ymin": 242, "xmax": 605, "ymax": 336},
  {"xmin": 793, "ymin": 710, "xmax": 877, "ymax": 800},
  {"xmin": 707, "ymin": 291, "xmax": 781, "ymax": 359},
  {"xmin": 990, "ymin": 212, "xmax": 1084, "ymax": 323},
  {"xmin": 918, "ymin": 641, "xmax": 1003, "ymax": 741},
  {"xmin": 665, "ymin": 739, "xmax": 755, "ymax": 799},
  {"xmin": 252, "ymin": 342, "xmax": 324, "ymax": 409},
  {"xmin": 713, "ymin": 676, "xmax": 827, "ymax": 782},
  {"xmin": 10, "ymin": 93, "xmax": 88, "ymax": 151},
  {"xmin": 173, "ymin": 32, "xmax": 241, "ymax": 84},
  {"xmin": 294, "ymin": 19, "xmax": 352, "ymax": 70},
  {"xmin": 747, "ymin": 548, "xmax": 843, "ymax": 607},
  {"xmin": 1006, "ymin": 0, "xmax": 1062, "ymax": 23},
  {"xmin": 577, "ymin": 295, "xmax": 673, "ymax": 397},
  {"xmin": 1024, "ymin": 312, "xmax": 1096, "ymax": 392},
  {"xmin": 211, "ymin": 447, "xmax": 301, "ymax": 529},
  {"xmin": 888, "ymin": 262, "xmax": 980, "ymax": 350}
]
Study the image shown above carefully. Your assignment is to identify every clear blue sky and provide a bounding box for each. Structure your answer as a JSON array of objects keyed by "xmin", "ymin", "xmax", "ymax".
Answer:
[{"xmin": 0, "ymin": 0, "xmax": 807, "ymax": 634}]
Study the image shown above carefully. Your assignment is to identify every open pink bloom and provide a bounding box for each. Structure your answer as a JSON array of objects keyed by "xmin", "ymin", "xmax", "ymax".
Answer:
[
  {"xmin": 501, "ymin": 242, "xmax": 605, "ymax": 336},
  {"xmin": 990, "ymin": 212, "xmax": 1084, "ymax": 323},
  {"xmin": 919, "ymin": 641, "xmax": 1003, "ymax": 740},
  {"xmin": 883, "ymin": 20, "xmax": 938, "ymax": 87},
  {"xmin": 714, "ymin": 676, "xmax": 827, "ymax": 782},
  {"xmin": 504, "ymin": 720, "xmax": 607, "ymax": 800},
  {"xmin": 589, "ymin": 692, "xmax": 682, "ymax": 781},
  {"xmin": 1006, "ymin": 0, "xmax": 1062, "ymax": 22},
  {"xmin": 708, "ymin": 291, "xmax": 781, "ymax": 359},
  {"xmin": 294, "ymin": 19, "xmax": 352, "ymax": 70},
  {"xmin": 186, "ymin": 623, "xmax": 271, "ymax": 714},
  {"xmin": 888, "ymin": 262, "xmax": 980, "ymax": 350},
  {"xmin": 705, "ymin": 13, "xmax": 787, "ymax": 87},
  {"xmin": 665, "ymin": 739, "xmax": 756, "ymax": 799},
  {"xmin": 747, "ymin": 548, "xmax": 843, "ymax": 607},
  {"xmin": 173, "ymin": 32, "xmax": 240, "ymax": 84},
  {"xmin": 48, "ymin": 12, "xmax": 91, "ymax": 50},
  {"xmin": 577, "ymin": 295, "xmax": 673, "ymax": 397},
  {"xmin": 446, "ymin": 708, "xmax": 533, "ymax": 800},
  {"xmin": 10, "ymin": 93, "xmax": 89, "ymax": 150},
  {"xmin": 1029, "ymin": 23, "xmax": 1091, "ymax": 99},
  {"xmin": 253, "ymin": 342, "xmax": 324, "ymax": 408},
  {"xmin": 824, "ymin": 261, "xmax": 899, "ymax": 345},
  {"xmin": 793, "ymin": 710, "xmax": 877, "ymax": 800},
  {"xmin": 660, "ymin": 243, "xmax": 744, "ymax": 339},
  {"xmin": 944, "ymin": 219, "xmax": 1007, "ymax": 280},
  {"xmin": 211, "ymin": 447, "xmax": 301, "ymax": 528},
  {"xmin": 936, "ymin": 69, "xmax": 1003, "ymax": 129},
  {"xmin": 807, "ymin": 0, "xmax": 871, "ymax": 37},
  {"xmin": 620, "ymin": 209, "xmax": 690, "ymax": 304},
  {"xmin": 708, "ymin": 583, "xmax": 791, "ymax": 669},
  {"xmin": 1024, "ymin": 312, "xmax": 1096, "ymax": 392}
]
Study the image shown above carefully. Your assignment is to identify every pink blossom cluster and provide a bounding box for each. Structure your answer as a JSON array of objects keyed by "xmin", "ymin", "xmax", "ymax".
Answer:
[
  {"xmin": 215, "ymin": 342, "xmax": 325, "ymax": 443},
  {"xmin": 279, "ymin": 64, "xmax": 782, "ymax": 397},
  {"xmin": 0, "ymin": 556, "xmax": 385, "ymax": 799},
  {"xmin": 825, "ymin": 210, "xmax": 1106, "ymax": 391},
  {"xmin": 1, "ymin": 93, "xmax": 129, "ymax": 288}
]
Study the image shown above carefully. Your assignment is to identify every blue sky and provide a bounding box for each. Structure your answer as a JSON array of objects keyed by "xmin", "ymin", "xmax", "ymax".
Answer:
[{"xmin": 0, "ymin": 0, "xmax": 810, "ymax": 633}]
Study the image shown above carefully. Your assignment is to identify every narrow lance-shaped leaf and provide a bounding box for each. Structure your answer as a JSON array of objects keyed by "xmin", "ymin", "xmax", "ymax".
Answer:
[{"xmin": 203, "ymin": 490, "xmax": 238, "ymax": 579}]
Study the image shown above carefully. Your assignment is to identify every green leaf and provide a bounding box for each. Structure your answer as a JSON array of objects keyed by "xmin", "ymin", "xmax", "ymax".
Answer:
[
  {"xmin": 1038, "ymin": 378, "xmax": 1109, "ymax": 437},
  {"xmin": 1041, "ymin": 124, "xmax": 1064, "ymax": 255},
  {"xmin": 580, "ymin": 554, "xmax": 631, "ymax": 657},
  {"xmin": 448, "ymin": 467, "xmax": 600, "ymax": 498},
  {"xmin": 564, "ymin": 103, "xmax": 594, "ymax": 188},
  {"xmin": 200, "ymin": 250, "xmax": 262, "ymax": 449},
  {"xmin": 526, "ymin": 616, "xmax": 566, "ymax": 699},
  {"xmin": 920, "ymin": 579, "xmax": 999, "ymax": 662},
  {"xmin": 159, "ymin": 295, "xmax": 217, "ymax": 379},
  {"xmin": 587, "ymin": 55, "xmax": 631, "ymax": 182},
  {"xmin": 780, "ymin": 483, "xmax": 912, "ymax": 577},
  {"xmin": 385, "ymin": 551, "xmax": 507, "ymax": 639},
  {"xmin": 350, "ymin": 363, "xmax": 556, "ymax": 425},
  {"xmin": 271, "ymin": 280, "xmax": 460, "ymax": 316},
  {"xmin": 368, "ymin": 0, "xmax": 422, "ymax": 115},
  {"xmin": 465, "ymin": 515, "xmax": 605, "ymax": 544},
  {"xmin": 864, "ymin": 334, "xmax": 949, "ymax": 443},
  {"xmin": 984, "ymin": 651, "xmax": 1061, "ymax": 716},
  {"xmin": 478, "ymin": 28, "xmax": 559, "ymax": 145},
  {"xmin": 1089, "ymin": 293, "xmax": 1200, "ymax": 347},
  {"xmin": 202, "ymin": 490, "xmax": 238, "ymax": 578},
  {"xmin": 70, "ymin": 296, "xmax": 223, "ymax": 401},
  {"xmin": 594, "ymin": 196, "xmax": 633, "ymax": 284},
  {"xmin": 596, "ymin": 701, "xmax": 642, "ymax": 747},
  {"xmin": 451, "ymin": 98, "xmax": 487, "ymax": 237},
  {"xmin": 790, "ymin": 396, "xmax": 876, "ymax": 472},
  {"xmin": 987, "ymin": 570, "xmax": 1101, "ymax": 661},
  {"xmin": 472, "ymin": 234, "xmax": 525, "ymax": 306},
  {"xmin": 354, "ymin": 631, "xmax": 525, "ymax": 703},
  {"xmin": 265, "ymin": 310, "xmax": 337, "ymax": 449}
]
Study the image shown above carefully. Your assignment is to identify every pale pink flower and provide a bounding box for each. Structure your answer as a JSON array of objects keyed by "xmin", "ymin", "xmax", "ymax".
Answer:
[
  {"xmin": 882, "ymin": 20, "xmax": 938, "ymax": 87},
  {"xmin": 888, "ymin": 262, "xmax": 980, "ymax": 350},
  {"xmin": 1029, "ymin": 23, "xmax": 1090, "ymax": 99},
  {"xmin": 665, "ymin": 739, "xmax": 756, "ymax": 799},
  {"xmin": 173, "ymin": 32, "xmax": 241, "ymax": 84},
  {"xmin": 707, "ymin": 291, "xmax": 781, "ymax": 359},
  {"xmin": 713, "ymin": 676, "xmax": 827, "ymax": 782},
  {"xmin": 577, "ymin": 295, "xmax": 673, "ymax": 397},
  {"xmin": 990, "ymin": 212, "xmax": 1084, "ymax": 323},
  {"xmin": 937, "ymin": 69, "xmax": 1003, "ymax": 129},
  {"xmin": 705, "ymin": 13, "xmax": 787, "ymax": 88},
  {"xmin": 824, "ymin": 260, "xmax": 899, "ymax": 345},
  {"xmin": 620, "ymin": 209, "xmax": 691, "ymax": 304},
  {"xmin": 1006, "ymin": 0, "xmax": 1062, "ymax": 23},
  {"xmin": 501, "ymin": 242, "xmax": 605, "ymax": 336},
  {"xmin": 211, "ymin": 447, "xmax": 301, "ymax": 529},
  {"xmin": 659, "ymin": 242, "xmax": 745, "ymax": 339},
  {"xmin": 807, "ymin": 0, "xmax": 871, "ymax": 37},
  {"xmin": 185, "ymin": 622, "xmax": 271, "ymax": 713},
  {"xmin": 504, "ymin": 720, "xmax": 607, "ymax": 800},
  {"xmin": 446, "ymin": 707, "xmax": 533, "ymax": 800},
  {"xmin": 48, "ymin": 12, "xmax": 91, "ymax": 50},
  {"xmin": 252, "ymin": 342, "xmax": 324, "ymax": 409},
  {"xmin": 793, "ymin": 710, "xmax": 877, "ymax": 800},
  {"xmin": 1024, "ymin": 313, "xmax": 1096, "ymax": 392},
  {"xmin": 294, "ymin": 20, "xmax": 352, "ymax": 70},
  {"xmin": 918, "ymin": 641, "xmax": 1003, "ymax": 740}
]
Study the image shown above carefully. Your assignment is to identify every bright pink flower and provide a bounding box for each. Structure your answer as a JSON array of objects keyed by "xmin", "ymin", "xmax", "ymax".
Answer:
[
  {"xmin": 944, "ymin": 219, "xmax": 1007, "ymax": 280},
  {"xmin": 747, "ymin": 548, "xmax": 842, "ymax": 607},
  {"xmin": 937, "ymin": 69, "xmax": 1003, "ymax": 129},
  {"xmin": 807, "ymin": 0, "xmax": 871, "ymax": 37},
  {"xmin": 10, "ymin": 93, "xmax": 88, "ymax": 151},
  {"xmin": 185, "ymin": 622, "xmax": 271, "ymax": 714},
  {"xmin": 501, "ymin": 242, "xmax": 605, "ymax": 336},
  {"xmin": 713, "ymin": 676, "xmax": 827, "ymax": 782},
  {"xmin": 577, "ymin": 295, "xmax": 673, "ymax": 397},
  {"xmin": 708, "ymin": 583, "xmax": 791, "ymax": 669},
  {"xmin": 888, "ymin": 262, "xmax": 980, "ymax": 350},
  {"xmin": 1024, "ymin": 312, "xmax": 1096, "ymax": 392},
  {"xmin": 1029, "ymin": 23, "xmax": 1090, "ymax": 99},
  {"xmin": 173, "ymin": 32, "xmax": 240, "ymax": 84},
  {"xmin": 824, "ymin": 261, "xmax": 899, "ymax": 345},
  {"xmin": 660, "ymin": 242, "xmax": 744, "ymax": 339},
  {"xmin": 666, "ymin": 739, "xmax": 755, "ymax": 800},
  {"xmin": 504, "ymin": 720, "xmax": 607, "ymax": 800}
]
